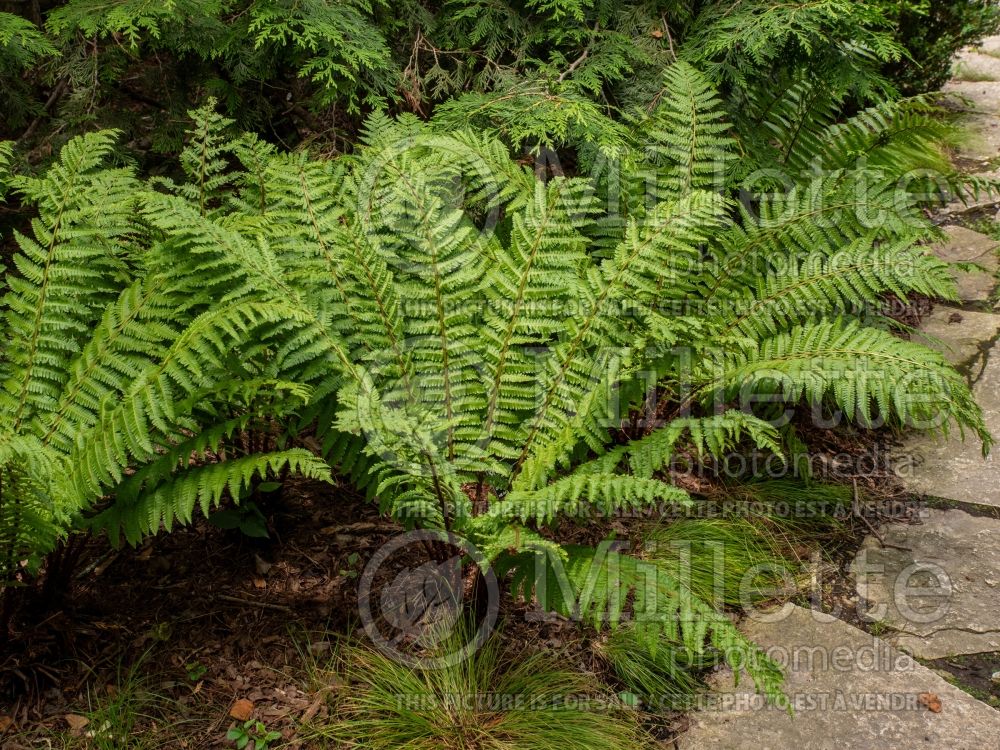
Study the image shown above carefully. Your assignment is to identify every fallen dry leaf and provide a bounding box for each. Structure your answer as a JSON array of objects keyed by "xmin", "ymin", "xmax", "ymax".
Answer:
[
  {"xmin": 0, "ymin": 716, "xmax": 14, "ymax": 732},
  {"xmin": 229, "ymin": 698, "xmax": 254, "ymax": 721},
  {"xmin": 918, "ymin": 692, "xmax": 942, "ymax": 713},
  {"xmin": 64, "ymin": 714, "xmax": 90, "ymax": 732},
  {"xmin": 651, "ymin": 29, "xmax": 663, "ymax": 39},
  {"xmin": 253, "ymin": 577, "xmax": 266, "ymax": 589}
]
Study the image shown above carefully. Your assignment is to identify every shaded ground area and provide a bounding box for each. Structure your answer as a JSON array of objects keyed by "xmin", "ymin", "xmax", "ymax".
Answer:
[
  {"xmin": 1, "ymin": 478, "xmax": 388, "ymax": 747},
  {"xmin": 923, "ymin": 652, "xmax": 1000, "ymax": 709}
]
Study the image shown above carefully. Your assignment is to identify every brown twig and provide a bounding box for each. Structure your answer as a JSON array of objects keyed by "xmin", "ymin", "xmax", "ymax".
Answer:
[
  {"xmin": 216, "ymin": 594, "xmax": 293, "ymax": 613},
  {"xmin": 556, "ymin": 21, "xmax": 600, "ymax": 83},
  {"xmin": 661, "ymin": 15, "xmax": 677, "ymax": 60},
  {"xmin": 556, "ymin": 49, "xmax": 590, "ymax": 83},
  {"xmin": 17, "ymin": 78, "xmax": 67, "ymax": 144}
]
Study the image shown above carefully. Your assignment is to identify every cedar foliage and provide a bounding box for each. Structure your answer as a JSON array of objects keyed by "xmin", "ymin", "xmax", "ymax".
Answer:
[{"xmin": 0, "ymin": 0, "xmax": 987, "ymax": 151}]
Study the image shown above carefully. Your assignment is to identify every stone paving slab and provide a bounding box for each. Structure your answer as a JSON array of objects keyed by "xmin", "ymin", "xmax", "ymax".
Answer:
[
  {"xmin": 897, "ymin": 42, "xmax": 1000, "ymax": 510},
  {"xmin": 976, "ymin": 36, "xmax": 1000, "ymax": 58},
  {"xmin": 853, "ymin": 509, "xmax": 1000, "ymax": 659},
  {"xmin": 929, "ymin": 226, "xmax": 998, "ymax": 302},
  {"xmin": 942, "ymin": 78, "xmax": 1000, "ymax": 162},
  {"xmin": 676, "ymin": 605, "xmax": 1000, "ymax": 750},
  {"xmin": 940, "ymin": 38, "xmax": 1000, "ymax": 193},
  {"xmin": 912, "ymin": 306, "xmax": 1000, "ymax": 367},
  {"xmin": 894, "ymin": 319, "xmax": 1000, "ymax": 508},
  {"xmin": 945, "ymin": 79, "xmax": 1000, "ymax": 113},
  {"xmin": 953, "ymin": 48, "xmax": 1000, "ymax": 84}
]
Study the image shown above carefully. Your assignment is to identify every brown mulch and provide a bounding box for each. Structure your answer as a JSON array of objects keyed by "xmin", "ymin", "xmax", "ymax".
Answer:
[{"xmin": 0, "ymin": 478, "xmax": 398, "ymax": 747}]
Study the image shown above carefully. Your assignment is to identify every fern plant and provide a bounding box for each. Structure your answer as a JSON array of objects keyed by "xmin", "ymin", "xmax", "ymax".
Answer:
[
  {"xmin": 63, "ymin": 74, "xmax": 987, "ymax": 700},
  {"xmin": 308, "ymin": 78, "xmax": 984, "ymax": 695},
  {"xmin": 3, "ymin": 54, "xmax": 988, "ymax": 693}
]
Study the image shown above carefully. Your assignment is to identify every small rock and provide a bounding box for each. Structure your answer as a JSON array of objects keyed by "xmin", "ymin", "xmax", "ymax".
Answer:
[
  {"xmin": 308, "ymin": 640, "xmax": 332, "ymax": 656},
  {"xmin": 991, "ymin": 670, "xmax": 1000, "ymax": 686}
]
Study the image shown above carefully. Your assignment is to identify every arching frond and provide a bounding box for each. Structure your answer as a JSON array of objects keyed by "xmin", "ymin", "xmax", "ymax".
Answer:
[
  {"xmin": 1, "ymin": 131, "xmax": 138, "ymax": 432},
  {"xmin": 500, "ymin": 543, "xmax": 786, "ymax": 701},
  {"xmin": 700, "ymin": 320, "xmax": 990, "ymax": 447},
  {"xmin": 90, "ymin": 449, "xmax": 331, "ymax": 545}
]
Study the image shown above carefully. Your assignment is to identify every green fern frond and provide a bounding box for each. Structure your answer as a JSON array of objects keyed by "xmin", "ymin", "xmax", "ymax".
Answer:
[
  {"xmin": 716, "ymin": 236, "xmax": 958, "ymax": 338},
  {"xmin": 500, "ymin": 542, "xmax": 786, "ymax": 701},
  {"xmin": 37, "ymin": 279, "xmax": 179, "ymax": 452},
  {"xmin": 703, "ymin": 176, "xmax": 933, "ymax": 301},
  {"xmin": 481, "ymin": 176, "xmax": 596, "ymax": 466},
  {"xmin": 701, "ymin": 319, "xmax": 991, "ymax": 447},
  {"xmin": 491, "ymin": 474, "xmax": 691, "ymax": 526},
  {"xmin": 260, "ymin": 152, "xmax": 404, "ymax": 363},
  {"xmin": 91, "ymin": 449, "xmax": 331, "ymax": 544},
  {"xmin": 65, "ymin": 300, "xmax": 310, "ymax": 500},
  {"xmin": 0, "ymin": 436, "xmax": 65, "ymax": 580},
  {"xmin": 511, "ymin": 191, "xmax": 727, "ymax": 482},
  {"xmin": 739, "ymin": 75, "xmax": 845, "ymax": 174},
  {"xmin": 581, "ymin": 411, "xmax": 783, "ymax": 479},
  {"xmin": 820, "ymin": 96, "xmax": 953, "ymax": 175},
  {"xmin": 176, "ymin": 100, "xmax": 239, "ymax": 215},
  {"xmin": 642, "ymin": 61, "xmax": 734, "ymax": 196},
  {"xmin": 1, "ymin": 131, "xmax": 138, "ymax": 432}
]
